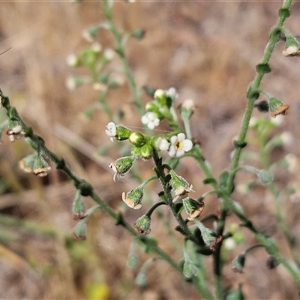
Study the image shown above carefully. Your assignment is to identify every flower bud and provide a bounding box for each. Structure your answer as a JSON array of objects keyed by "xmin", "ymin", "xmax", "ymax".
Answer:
[
  {"xmin": 122, "ymin": 185, "xmax": 144, "ymax": 210},
  {"xmin": 182, "ymin": 197, "xmax": 205, "ymax": 220},
  {"xmin": 232, "ymin": 253, "xmax": 246, "ymax": 273},
  {"xmin": 72, "ymin": 190, "xmax": 86, "ymax": 220},
  {"xmin": 32, "ymin": 155, "xmax": 51, "ymax": 177},
  {"xmin": 268, "ymin": 97, "xmax": 289, "ymax": 118},
  {"xmin": 72, "ymin": 220, "xmax": 87, "ymax": 240},
  {"xmin": 169, "ymin": 170, "xmax": 193, "ymax": 202},
  {"xmin": 19, "ymin": 153, "xmax": 38, "ymax": 173},
  {"xmin": 105, "ymin": 122, "xmax": 132, "ymax": 142},
  {"xmin": 134, "ymin": 214, "xmax": 151, "ymax": 235},
  {"xmin": 109, "ymin": 156, "xmax": 135, "ymax": 181},
  {"xmin": 6, "ymin": 124, "xmax": 25, "ymax": 142},
  {"xmin": 194, "ymin": 220, "xmax": 218, "ymax": 250},
  {"xmin": 180, "ymin": 99, "xmax": 195, "ymax": 120},
  {"xmin": 140, "ymin": 144, "xmax": 153, "ymax": 160},
  {"xmin": 129, "ymin": 132, "xmax": 147, "ymax": 147},
  {"xmin": 282, "ymin": 33, "xmax": 300, "ymax": 57}
]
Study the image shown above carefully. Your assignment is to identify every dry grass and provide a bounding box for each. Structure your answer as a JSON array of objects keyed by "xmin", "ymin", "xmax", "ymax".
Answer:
[{"xmin": 0, "ymin": 1, "xmax": 300, "ymax": 299}]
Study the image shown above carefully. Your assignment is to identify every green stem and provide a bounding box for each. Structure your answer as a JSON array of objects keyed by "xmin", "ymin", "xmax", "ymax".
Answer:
[
  {"xmin": 226, "ymin": 0, "xmax": 292, "ymax": 193},
  {"xmin": 103, "ymin": 0, "xmax": 143, "ymax": 115}
]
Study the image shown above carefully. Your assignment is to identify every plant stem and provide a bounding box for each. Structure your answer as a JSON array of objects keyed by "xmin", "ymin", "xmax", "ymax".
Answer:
[
  {"xmin": 226, "ymin": 0, "xmax": 292, "ymax": 193},
  {"xmin": 103, "ymin": 0, "xmax": 143, "ymax": 115}
]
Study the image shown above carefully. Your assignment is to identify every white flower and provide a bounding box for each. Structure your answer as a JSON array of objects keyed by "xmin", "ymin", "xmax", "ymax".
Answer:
[
  {"xmin": 156, "ymin": 137, "xmax": 170, "ymax": 151},
  {"xmin": 66, "ymin": 54, "xmax": 78, "ymax": 66},
  {"xmin": 141, "ymin": 112, "xmax": 160, "ymax": 130},
  {"xmin": 168, "ymin": 133, "xmax": 193, "ymax": 157},
  {"xmin": 182, "ymin": 98, "xmax": 194, "ymax": 109},
  {"xmin": 154, "ymin": 89, "xmax": 164, "ymax": 99},
  {"xmin": 105, "ymin": 122, "xmax": 117, "ymax": 141},
  {"xmin": 104, "ymin": 48, "xmax": 115, "ymax": 61}
]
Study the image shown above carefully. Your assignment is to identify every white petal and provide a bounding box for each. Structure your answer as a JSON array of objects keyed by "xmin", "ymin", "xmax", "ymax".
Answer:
[
  {"xmin": 170, "ymin": 135, "xmax": 178, "ymax": 144},
  {"xmin": 176, "ymin": 149, "xmax": 185, "ymax": 157},
  {"xmin": 168, "ymin": 146, "xmax": 176, "ymax": 157},
  {"xmin": 177, "ymin": 133, "xmax": 186, "ymax": 141},
  {"xmin": 141, "ymin": 115, "xmax": 148, "ymax": 124},
  {"xmin": 154, "ymin": 89, "xmax": 164, "ymax": 98},
  {"xmin": 148, "ymin": 122, "xmax": 156, "ymax": 130},
  {"xmin": 182, "ymin": 139, "xmax": 193, "ymax": 152}
]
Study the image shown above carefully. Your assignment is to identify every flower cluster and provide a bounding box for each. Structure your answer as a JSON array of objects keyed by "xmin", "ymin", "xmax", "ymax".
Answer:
[
  {"xmin": 155, "ymin": 133, "xmax": 193, "ymax": 158},
  {"xmin": 141, "ymin": 88, "xmax": 178, "ymax": 130}
]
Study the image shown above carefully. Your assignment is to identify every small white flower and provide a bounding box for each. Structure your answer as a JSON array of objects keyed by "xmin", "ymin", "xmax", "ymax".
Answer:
[
  {"xmin": 224, "ymin": 238, "xmax": 237, "ymax": 251},
  {"xmin": 154, "ymin": 89, "xmax": 164, "ymax": 99},
  {"xmin": 66, "ymin": 54, "xmax": 78, "ymax": 67},
  {"xmin": 104, "ymin": 48, "xmax": 115, "ymax": 61},
  {"xmin": 156, "ymin": 137, "xmax": 170, "ymax": 151},
  {"xmin": 105, "ymin": 122, "xmax": 117, "ymax": 141},
  {"xmin": 141, "ymin": 112, "xmax": 160, "ymax": 130},
  {"xmin": 168, "ymin": 133, "xmax": 193, "ymax": 157},
  {"xmin": 182, "ymin": 98, "xmax": 194, "ymax": 109}
]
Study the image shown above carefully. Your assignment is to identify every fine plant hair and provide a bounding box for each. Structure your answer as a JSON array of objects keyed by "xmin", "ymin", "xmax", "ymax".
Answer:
[{"xmin": 1, "ymin": 0, "xmax": 300, "ymax": 298}]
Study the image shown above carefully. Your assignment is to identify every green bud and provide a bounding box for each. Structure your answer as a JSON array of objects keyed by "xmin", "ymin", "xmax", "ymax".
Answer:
[
  {"xmin": 261, "ymin": 91, "xmax": 289, "ymax": 118},
  {"xmin": 131, "ymin": 28, "xmax": 145, "ymax": 39},
  {"xmin": 32, "ymin": 154, "xmax": 51, "ymax": 177},
  {"xmin": 170, "ymin": 170, "xmax": 193, "ymax": 202},
  {"xmin": 19, "ymin": 153, "xmax": 38, "ymax": 173},
  {"xmin": 268, "ymin": 97, "xmax": 289, "ymax": 118},
  {"xmin": 145, "ymin": 101, "xmax": 159, "ymax": 113},
  {"xmin": 282, "ymin": 29, "xmax": 300, "ymax": 56},
  {"xmin": 72, "ymin": 190, "xmax": 86, "ymax": 220},
  {"xmin": 129, "ymin": 132, "xmax": 147, "ymax": 146},
  {"xmin": 105, "ymin": 122, "xmax": 132, "ymax": 142},
  {"xmin": 183, "ymin": 250, "xmax": 199, "ymax": 278},
  {"xmin": 231, "ymin": 253, "xmax": 246, "ymax": 273},
  {"xmin": 140, "ymin": 144, "xmax": 153, "ymax": 160},
  {"xmin": 242, "ymin": 166, "xmax": 273, "ymax": 185},
  {"xmin": 194, "ymin": 220, "xmax": 217, "ymax": 249},
  {"xmin": 182, "ymin": 197, "xmax": 205, "ymax": 220},
  {"xmin": 72, "ymin": 220, "xmax": 87, "ymax": 241},
  {"xmin": 109, "ymin": 156, "xmax": 135, "ymax": 181},
  {"xmin": 122, "ymin": 184, "xmax": 144, "ymax": 209},
  {"xmin": 134, "ymin": 214, "xmax": 151, "ymax": 235},
  {"xmin": 180, "ymin": 99, "xmax": 195, "ymax": 120}
]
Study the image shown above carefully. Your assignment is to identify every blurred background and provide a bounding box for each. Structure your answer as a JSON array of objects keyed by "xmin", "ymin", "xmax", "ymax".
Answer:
[{"xmin": 0, "ymin": 1, "xmax": 300, "ymax": 299}]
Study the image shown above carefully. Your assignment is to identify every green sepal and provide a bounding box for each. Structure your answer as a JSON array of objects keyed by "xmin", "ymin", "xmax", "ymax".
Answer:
[{"xmin": 219, "ymin": 171, "xmax": 229, "ymax": 188}]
